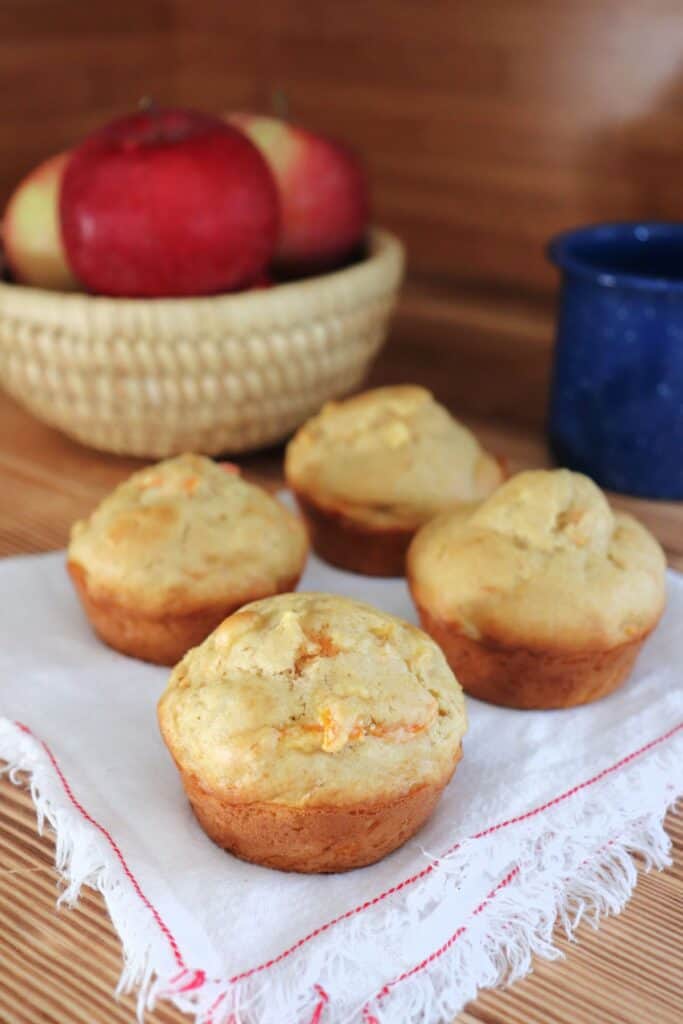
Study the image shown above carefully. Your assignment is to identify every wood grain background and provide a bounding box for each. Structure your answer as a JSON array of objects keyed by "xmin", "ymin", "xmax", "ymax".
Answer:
[{"xmin": 3, "ymin": 1, "xmax": 683, "ymax": 425}]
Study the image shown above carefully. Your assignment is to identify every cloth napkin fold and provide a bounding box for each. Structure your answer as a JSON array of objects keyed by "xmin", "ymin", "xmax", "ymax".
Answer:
[{"xmin": 1, "ymin": 543, "xmax": 681, "ymax": 1024}]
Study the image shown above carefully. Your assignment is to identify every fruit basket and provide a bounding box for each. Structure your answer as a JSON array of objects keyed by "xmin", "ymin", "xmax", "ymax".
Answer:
[{"xmin": 0, "ymin": 227, "xmax": 403, "ymax": 457}]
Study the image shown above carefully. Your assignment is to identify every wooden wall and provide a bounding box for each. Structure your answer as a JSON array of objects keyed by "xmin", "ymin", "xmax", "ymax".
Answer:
[{"xmin": 2, "ymin": 1, "xmax": 683, "ymax": 426}]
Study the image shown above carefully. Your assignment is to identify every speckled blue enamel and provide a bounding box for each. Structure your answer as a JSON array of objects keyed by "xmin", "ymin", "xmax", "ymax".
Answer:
[{"xmin": 548, "ymin": 223, "xmax": 683, "ymax": 499}]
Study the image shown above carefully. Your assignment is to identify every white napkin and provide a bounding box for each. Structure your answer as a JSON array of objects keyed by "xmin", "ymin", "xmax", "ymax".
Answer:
[{"xmin": 1, "ymin": 547, "xmax": 681, "ymax": 1024}]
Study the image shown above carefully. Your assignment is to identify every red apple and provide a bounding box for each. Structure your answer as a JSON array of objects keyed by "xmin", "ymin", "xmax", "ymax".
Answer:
[
  {"xmin": 60, "ymin": 108, "xmax": 280, "ymax": 298},
  {"xmin": 2, "ymin": 152, "xmax": 79, "ymax": 291},
  {"xmin": 228, "ymin": 113, "xmax": 369, "ymax": 274}
]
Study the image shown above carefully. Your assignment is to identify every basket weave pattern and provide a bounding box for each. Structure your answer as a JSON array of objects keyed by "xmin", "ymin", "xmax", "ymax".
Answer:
[{"xmin": 0, "ymin": 229, "xmax": 404, "ymax": 457}]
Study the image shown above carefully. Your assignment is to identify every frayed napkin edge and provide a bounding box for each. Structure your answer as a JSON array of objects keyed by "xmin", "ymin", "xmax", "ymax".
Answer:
[{"xmin": 1, "ymin": 716, "xmax": 681, "ymax": 1024}]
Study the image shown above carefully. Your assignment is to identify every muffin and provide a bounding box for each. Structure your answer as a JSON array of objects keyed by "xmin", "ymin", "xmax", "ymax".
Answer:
[
  {"xmin": 158, "ymin": 592, "xmax": 467, "ymax": 872},
  {"xmin": 285, "ymin": 385, "xmax": 503, "ymax": 576},
  {"xmin": 407, "ymin": 469, "xmax": 666, "ymax": 709},
  {"xmin": 68, "ymin": 454, "xmax": 308, "ymax": 666}
]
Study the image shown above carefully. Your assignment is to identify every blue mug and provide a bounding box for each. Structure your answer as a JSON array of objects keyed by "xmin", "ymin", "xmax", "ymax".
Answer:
[{"xmin": 548, "ymin": 222, "xmax": 683, "ymax": 499}]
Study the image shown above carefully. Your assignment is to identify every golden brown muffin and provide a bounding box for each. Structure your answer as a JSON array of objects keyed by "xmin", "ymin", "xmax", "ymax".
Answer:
[
  {"xmin": 285, "ymin": 385, "xmax": 503, "ymax": 577},
  {"xmin": 407, "ymin": 469, "xmax": 666, "ymax": 709},
  {"xmin": 68, "ymin": 454, "xmax": 308, "ymax": 666},
  {"xmin": 158, "ymin": 592, "xmax": 467, "ymax": 872}
]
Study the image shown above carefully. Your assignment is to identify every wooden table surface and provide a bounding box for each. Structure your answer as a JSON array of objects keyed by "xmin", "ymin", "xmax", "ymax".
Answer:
[{"xmin": 0, "ymin": 390, "xmax": 681, "ymax": 1024}]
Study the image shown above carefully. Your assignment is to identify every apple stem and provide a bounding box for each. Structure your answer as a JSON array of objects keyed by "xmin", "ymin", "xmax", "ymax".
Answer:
[
  {"xmin": 271, "ymin": 88, "xmax": 289, "ymax": 120},
  {"xmin": 138, "ymin": 96, "xmax": 160, "ymax": 115}
]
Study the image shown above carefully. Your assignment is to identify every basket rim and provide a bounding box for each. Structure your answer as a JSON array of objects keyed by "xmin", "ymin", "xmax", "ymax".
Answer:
[{"xmin": 0, "ymin": 226, "xmax": 403, "ymax": 311}]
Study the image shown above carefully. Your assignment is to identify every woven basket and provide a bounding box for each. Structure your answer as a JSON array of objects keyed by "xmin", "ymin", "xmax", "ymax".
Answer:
[{"xmin": 0, "ymin": 228, "xmax": 404, "ymax": 457}]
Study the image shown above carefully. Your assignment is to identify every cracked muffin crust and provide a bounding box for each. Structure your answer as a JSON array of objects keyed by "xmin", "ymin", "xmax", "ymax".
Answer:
[
  {"xmin": 67, "ymin": 454, "xmax": 308, "ymax": 666},
  {"xmin": 285, "ymin": 385, "xmax": 503, "ymax": 576},
  {"xmin": 158, "ymin": 592, "xmax": 467, "ymax": 871},
  {"xmin": 407, "ymin": 469, "xmax": 666, "ymax": 709}
]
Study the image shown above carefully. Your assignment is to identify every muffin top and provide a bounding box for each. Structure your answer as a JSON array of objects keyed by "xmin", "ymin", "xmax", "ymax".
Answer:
[
  {"xmin": 285, "ymin": 385, "xmax": 503, "ymax": 528},
  {"xmin": 158, "ymin": 592, "xmax": 466, "ymax": 806},
  {"xmin": 408, "ymin": 469, "xmax": 667, "ymax": 650},
  {"xmin": 68, "ymin": 454, "xmax": 308, "ymax": 616}
]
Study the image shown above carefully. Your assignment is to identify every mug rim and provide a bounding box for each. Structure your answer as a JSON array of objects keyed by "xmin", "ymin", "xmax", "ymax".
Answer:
[{"xmin": 547, "ymin": 220, "xmax": 683, "ymax": 292}]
